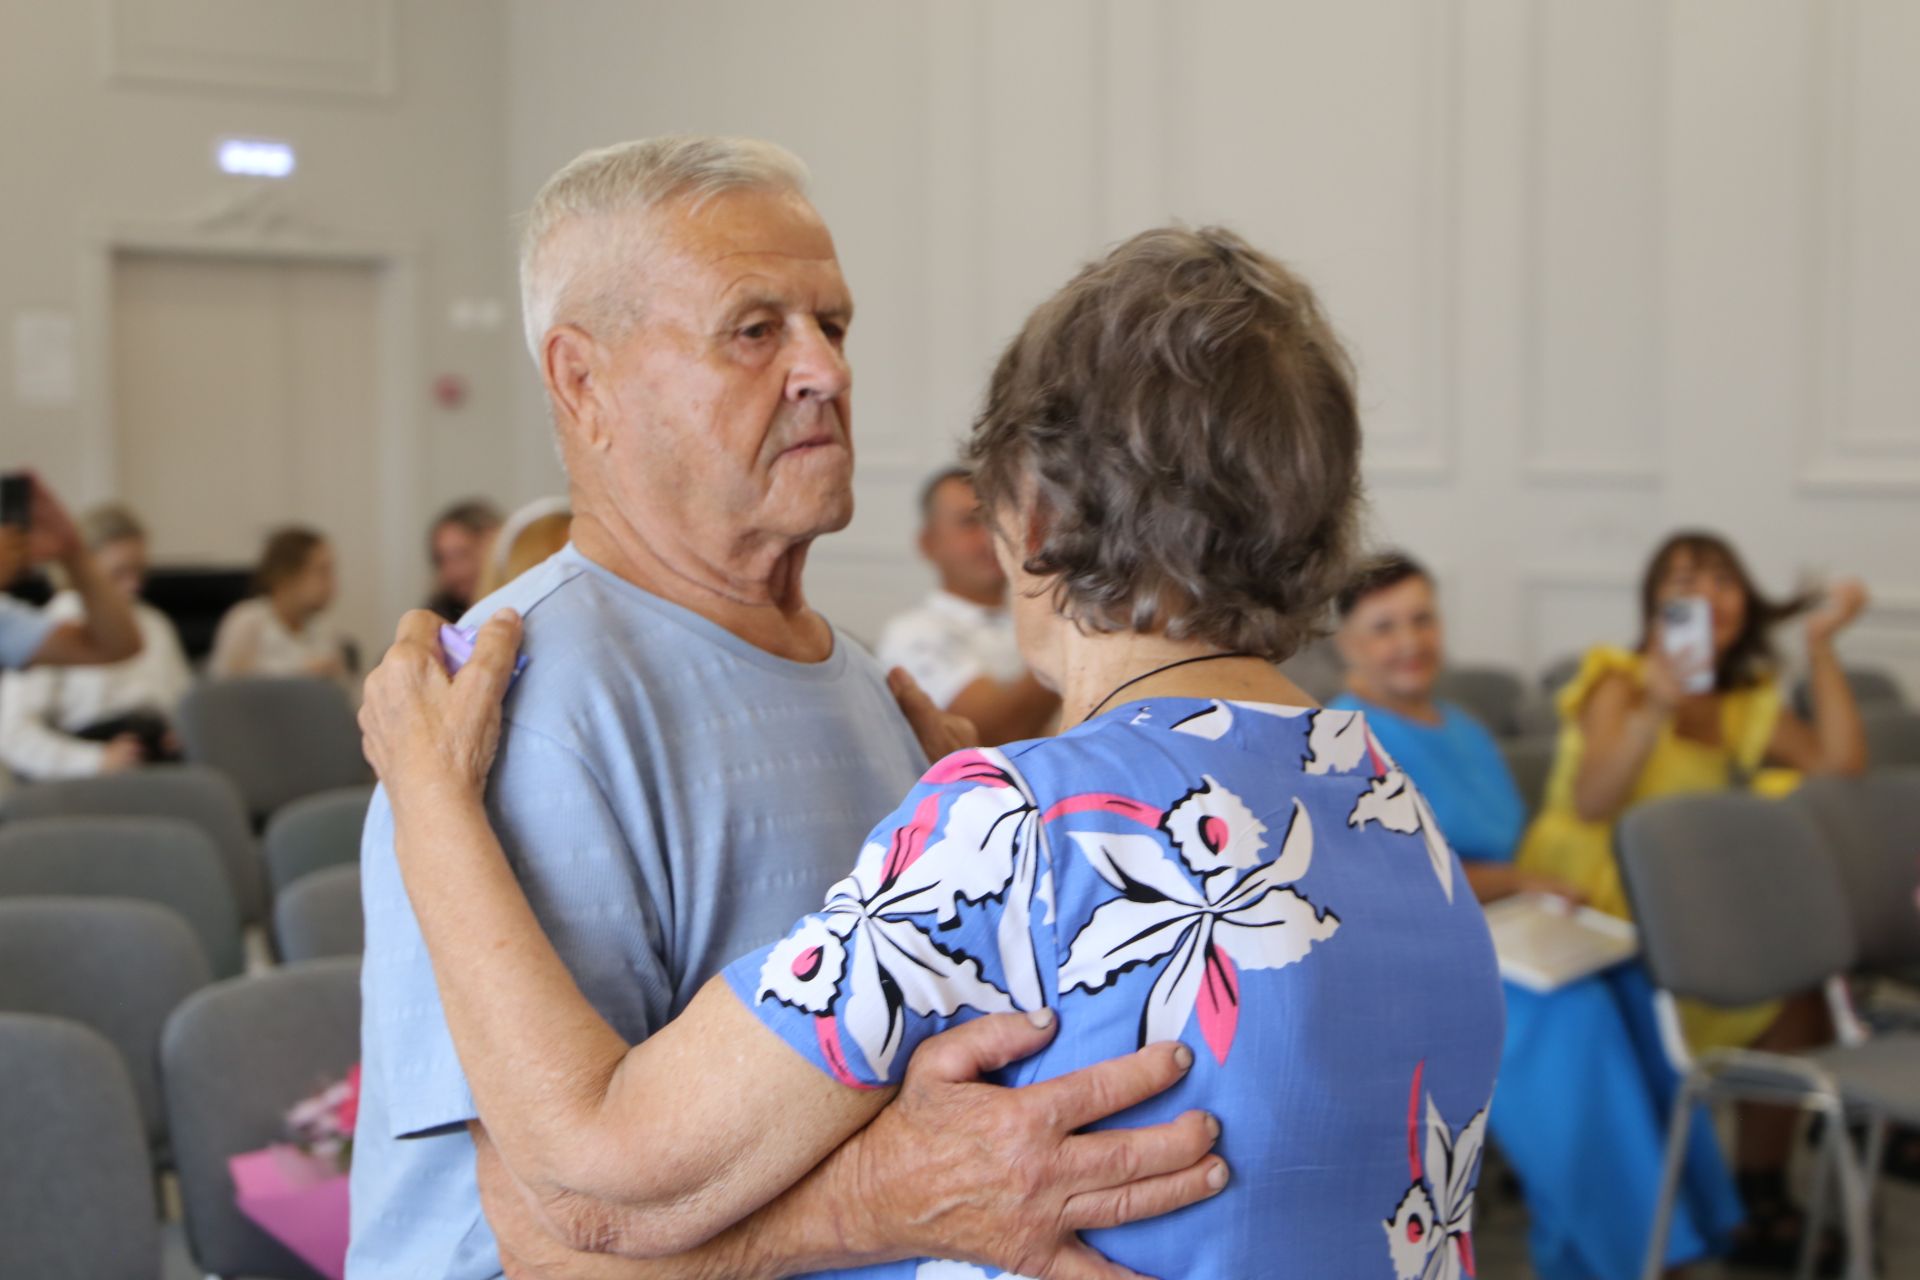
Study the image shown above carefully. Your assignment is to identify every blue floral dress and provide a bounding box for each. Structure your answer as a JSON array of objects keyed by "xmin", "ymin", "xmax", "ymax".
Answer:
[{"xmin": 725, "ymin": 699, "xmax": 1505, "ymax": 1279}]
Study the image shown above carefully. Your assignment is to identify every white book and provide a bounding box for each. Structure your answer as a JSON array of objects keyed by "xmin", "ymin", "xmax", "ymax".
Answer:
[{"xmin": 1483, "ymin": 892, "xmax": 1640, "ymax": 993}]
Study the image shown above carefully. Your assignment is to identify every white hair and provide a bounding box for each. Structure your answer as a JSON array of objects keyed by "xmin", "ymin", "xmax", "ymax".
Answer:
[{"xmin": 517, "ymin": 135, "xmax": 812, "ymax": 360}]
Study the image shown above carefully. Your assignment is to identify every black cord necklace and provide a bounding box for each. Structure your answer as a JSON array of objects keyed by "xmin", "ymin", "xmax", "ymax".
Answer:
[{"xmin": 1082, "ymin": 651, "xmax": 1257, "ymax": 722}]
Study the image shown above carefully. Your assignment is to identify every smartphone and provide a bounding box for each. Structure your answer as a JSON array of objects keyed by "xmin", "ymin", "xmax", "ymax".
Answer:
[
  {"xmin": 0, "ymin": 473, "xmax": 30, "ymax": 530},
  {"xmin": 1659, "ymin": 596, "xmax": 1715, "ymax": 695}
]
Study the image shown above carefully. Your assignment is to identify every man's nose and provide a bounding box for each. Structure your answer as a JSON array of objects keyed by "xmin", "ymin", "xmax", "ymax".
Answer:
[{"xmin": 786, "ymin": 323, "xmax": 852, "ymax": 403}]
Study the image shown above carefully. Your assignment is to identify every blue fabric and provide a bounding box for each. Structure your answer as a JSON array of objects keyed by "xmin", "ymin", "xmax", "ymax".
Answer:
[
  {"xmin": 348, "ymin": 545, "xmax": 927, "ymax": 1280},
  {"xmin": 0, "ymin": 597, "xmax": 57, "ymax": 669},
  {"xmin": 1333, "ymin": 695, "xmax": 1744, "ymax": 1279},
  {"xmin": 729, "ymin": 698, "xmax": 1506, "ymax": 1279}
]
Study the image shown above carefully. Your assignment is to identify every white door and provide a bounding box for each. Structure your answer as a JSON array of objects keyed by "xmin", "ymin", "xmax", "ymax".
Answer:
[{"xmin": 110, "ymin": 251, "xmax": 387, "ymax": 660}]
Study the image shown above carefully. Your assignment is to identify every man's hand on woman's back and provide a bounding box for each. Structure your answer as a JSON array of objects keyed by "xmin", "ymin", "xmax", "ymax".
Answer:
[{"xmin": 836, "ymin": 1009, "xmax": 1226, "ymax": 1279}]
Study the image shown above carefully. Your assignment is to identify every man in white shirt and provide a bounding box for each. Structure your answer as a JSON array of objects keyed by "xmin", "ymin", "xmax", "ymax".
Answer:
[
  {"xmin": 0, "ymin": 505, "xmax": 192, "ymax": 778},
  {"xmin": 878, "ymin": 467, "xmax": 1057, "ymax": 744}
]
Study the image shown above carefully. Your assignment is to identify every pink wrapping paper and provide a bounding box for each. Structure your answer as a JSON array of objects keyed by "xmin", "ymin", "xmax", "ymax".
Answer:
[{"xmin": 229, "ymin": 1144, "xmax": 350, "ymax": 1280}]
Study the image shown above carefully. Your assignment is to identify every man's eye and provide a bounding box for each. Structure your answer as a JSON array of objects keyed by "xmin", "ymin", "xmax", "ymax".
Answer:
[
  {"xmin": 821, "ymin": 321, "xmax": 847, "ymax": 343},
  {"xmin": 740, "ymin": 322, "xmax": 775, "ymax": 341}
]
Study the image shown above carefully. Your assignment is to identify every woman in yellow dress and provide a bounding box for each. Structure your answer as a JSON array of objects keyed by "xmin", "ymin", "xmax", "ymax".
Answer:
[{"xmin": 1519, "ymin": 529, "xmax": 1869, "ymax": 1268}]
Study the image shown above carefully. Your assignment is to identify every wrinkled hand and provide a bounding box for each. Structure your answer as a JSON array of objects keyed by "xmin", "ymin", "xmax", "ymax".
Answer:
[
  {"xmin": 888, "ymin": 667, "xmax": 980, "ymax": 761},
  {"xmin": 359, "ymin": 608, "xmax": 522, "ymax": 801},
  {"xmin": 843, "ymin": 1011, "xmax": 1226, "ymax": 1280},
  {"xmin": 1806, "ymin": 578, "xmax": 1869, "ymax": 646}
]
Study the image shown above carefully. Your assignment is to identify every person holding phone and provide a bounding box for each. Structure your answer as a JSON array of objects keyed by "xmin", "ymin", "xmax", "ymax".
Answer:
[
  {"xmin": 0, "ymin": 471, "xmax": 143, "ymax": 673},
  {"xmin": 1517, "ymin": 529, "xmax": 1869, "ymax": 1271}
]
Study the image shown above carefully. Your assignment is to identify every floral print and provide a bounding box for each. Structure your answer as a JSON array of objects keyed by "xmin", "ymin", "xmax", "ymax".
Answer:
[
  {"xmin": 1384, "ymin": 1063, "xmax": 1488, "ymax": 1280},
  {"xmin": 726, "ymin": 701, "xmax": 1503, "ymax": 1279},
  {"xmin": 1061, "ymin": 796, "xmax": 1339, "ymax": 1063}
]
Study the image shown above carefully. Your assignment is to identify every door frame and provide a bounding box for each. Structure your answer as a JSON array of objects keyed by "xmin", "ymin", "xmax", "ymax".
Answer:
[{"xmin": 75, "ymin": 201, "xmax": 423, "ymax": 639}]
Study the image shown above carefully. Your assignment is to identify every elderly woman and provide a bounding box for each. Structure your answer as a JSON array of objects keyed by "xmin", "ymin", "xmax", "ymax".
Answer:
[
  {"xmin": 1330, "ymin": 553, "xmax": 1742, "ymax": 1280},
  {"xmin": 360, "ymin": 227, "xmax": 1504, "ymax": 1278}
]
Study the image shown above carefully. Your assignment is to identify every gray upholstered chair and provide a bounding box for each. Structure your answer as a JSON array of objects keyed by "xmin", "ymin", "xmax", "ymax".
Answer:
[
  {"xmin": 0, "ymin": 1013, "xmax": 160, "ymax": 1280},
  {"xmin": 263, "ymin": 785, "xmax": 373, "ymax": 897},
  {"xmin": 1862, "ymin": 709, "xmax": 1920, "ymax": 771},
  {"xmin": 1537, "ymin": 653, "xmax": 1582, "ymax": 699},
  {"xmin": 1498, "ymin": 735, "xmax": 1558, "ymax": 820},
  {"xmin": 0, "ymin": 897, "xmax": 210, "ymax": 1153},
  {"xmin": 0, "ymin": 763, "xmax": 264, "ymax": 922},
  {"xmin": 162, "ymin": 958, "xmax": 360, "ymax": 1280},
  {"xmin": 1617, "ymin": 792, "xmax": 1920, "ymax": 1280},
  {"xmin": 0, "ymin": 816, "xmax": 243, "ymax": 977},
  {"xmin": 1433, "ymin": 664, "xmax": 1529, "ymax": 739},
  {"xmin": 1787, "ymin": 770, "xmax": 1920, "ymax": 985},
  {"xmin": 273, "ymin": 864, "xmax": 364, "ymax": 962},
  {"xmin": 176, "ymin": 678, "xmax": 372, "ymax": 822},
  {"xmin": 1793, "ymin": 666, "xmax": 1906, "ymax": 720}
]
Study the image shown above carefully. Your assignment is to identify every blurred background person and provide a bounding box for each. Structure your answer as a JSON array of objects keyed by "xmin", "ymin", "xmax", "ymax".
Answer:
[
  {"xmin": 877, "ymin": 466, "xmax": 1057, "ymax": 745},
  {"xmin": 208, "ymin": 526, "xmax": 351, "ymax": 681},
  {"xmin": 1331, "ymin": 552, "xmax": 1744, "ymax": 1279},
  {"xmin": 0, "ymin": 503, "xmax": 191, "ymax": 778},
  {"xmin": 425, "ymin": 498, "xmax": 503, "ymax": 622},
  {"xmin": 0, "ymin": 472, "xmax": 142, "ymax": 674},
  {"xmin": 1518, "ymin": 530, "xmax": 1870, "ymax": 1267},
  {"xmin": 475, "ymin": 497, "xmax": 570, "ymax": 598}
]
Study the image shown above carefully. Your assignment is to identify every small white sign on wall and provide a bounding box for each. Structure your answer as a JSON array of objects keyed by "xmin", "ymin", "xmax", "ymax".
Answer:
[{"xmin": 12, "ymin": 311, "xmax": 77, "ymax": 407}]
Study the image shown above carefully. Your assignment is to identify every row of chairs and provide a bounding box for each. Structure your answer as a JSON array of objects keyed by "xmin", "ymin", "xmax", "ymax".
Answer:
[
  {"xmin": 1441, "ymin": 661, "xmax": 1910, "ymax": 744},
  {"xmin": 171, "ymin": 676, "xmax": 373, "ymax": 822},
  {"xmin": 1, "ymin": 957, "xmax": 361, "ymax": 1280},
  {"xmin": 0, "ymin": 766, "xmax": 370, "ymax": 961},
  {"xmin": 1620, "ymin": 770, "xmax": 1920, "ymax": 1278}
]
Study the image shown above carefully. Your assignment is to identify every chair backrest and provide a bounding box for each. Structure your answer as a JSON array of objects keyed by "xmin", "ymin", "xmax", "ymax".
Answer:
[
  {"xmin": 1434, "ymin": 665, "xmax": 1528, "ymax": 738},
  {"xmin": 163, "ymin": 957, "xmax": 360, "ymax": 1279},
  {"xmin": 0, "ymin": 763, "xmax": 264, "ymax": 922},
  {"xmin": 274, "ymin": 864, "xmax": 364, "ymax": 962},
  {"xmin": 0, "ymin": 816, "xmax": 243, "ymax": 978},
  {"xmin": 0, "ymin": 897, "xmax": 210, "ymax": 1147},
  {"xmin": 1792, "ymin": 666, "xmax": 1907, "ymax": 719},
  {"xmin": 263, "ymin": 785, "xmax": 373, "ymax": 897},
  {"xmin": 176, "ymin": 678, "xmax": 372, "ymax": 821},
  {"xmin": 1499, "ymin": 736, "xmax": 1557, "ymax": 820},
  {"xmin": 1863, "ymin": 709, "xmax": 1920, "ymax": 770},
  {"xmin": 1617, "ymin": 792, "xmax": 1856, "ymax": 1006},
  {"xmin": 1786, "ymin": 769, "xmax": 1920, "ymax": 973},
  {"xmin": 1538, "ymin": 654, "xmax": 1582, "ymax": 698},
  {"xmin": 0, "ymin": 1014, "xmax": 159, "ymax": 1280}
]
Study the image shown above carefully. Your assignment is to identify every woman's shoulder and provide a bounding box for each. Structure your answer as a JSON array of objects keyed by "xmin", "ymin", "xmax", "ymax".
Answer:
[{"xmin": 1554, "ymin": 645, "xmax": 1643, "ymax": 719}]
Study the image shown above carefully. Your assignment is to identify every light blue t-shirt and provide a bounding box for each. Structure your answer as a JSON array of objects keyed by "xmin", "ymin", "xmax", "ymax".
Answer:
[
  {"xmin": 0, "ymin": 596, "xmax": 57, "ymax": 669},
  {"xmin": 348, "ymin": 545, "xmax": 926, "ymax": 1279}
]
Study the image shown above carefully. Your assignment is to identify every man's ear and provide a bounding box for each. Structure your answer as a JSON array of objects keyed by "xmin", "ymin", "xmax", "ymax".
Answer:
[{"xmin": 542, "ymin": 325, "xmax": 612, "ymax": 454}]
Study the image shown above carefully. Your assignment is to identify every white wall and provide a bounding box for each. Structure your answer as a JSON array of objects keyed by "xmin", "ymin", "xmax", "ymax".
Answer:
[
  {"xmin": 504, "ymin": 0, "xmax": 1920, "ymax": 694},
  {"xmin": 0, "ymin": 0, "xmax": 521, "ymax": 627}
]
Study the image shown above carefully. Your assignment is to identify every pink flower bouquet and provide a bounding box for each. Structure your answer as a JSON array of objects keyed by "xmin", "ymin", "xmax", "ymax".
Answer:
[{"xmin": 229, "ymin": 1064, "xmax": 359, "ymax": 1280}]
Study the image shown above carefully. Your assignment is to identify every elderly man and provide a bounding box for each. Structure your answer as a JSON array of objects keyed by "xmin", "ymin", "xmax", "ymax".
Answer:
[
  {"xmin": 878, "ymin": 468, "xmax": 1057, "ymax": 745},
  {"xmin": 350, "ymin": 137, "xmax": 1211, "ymax": 1279}
]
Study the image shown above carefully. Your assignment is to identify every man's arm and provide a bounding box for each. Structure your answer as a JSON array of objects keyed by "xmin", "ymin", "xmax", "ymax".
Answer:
[{"xmin": 480, "ymin": 1015, "xmax": 1226, "ymax": 1280}]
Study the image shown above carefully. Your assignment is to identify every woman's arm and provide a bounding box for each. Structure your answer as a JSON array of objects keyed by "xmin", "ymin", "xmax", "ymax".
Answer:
[
  {"xmin": 1766, "ymin": 581, "xmax": 1869, "ymax": 776},
  {"xmin": 363, "ymin": 611, "xmax": 891, "ymax": 1258},
  {"xmin": 1570, "ymin": 664, "xmax": 1679, "ymax": 823}
]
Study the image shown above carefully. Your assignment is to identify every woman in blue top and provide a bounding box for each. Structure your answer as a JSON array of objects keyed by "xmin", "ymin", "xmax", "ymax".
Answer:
[
  {"xmin": 1330, "ymin": 553, "xmax": 1746, "ymax": 1280},
  {"xmin": 358, "ymin": 228, "xmax": 1505, "ymax": 1278}
]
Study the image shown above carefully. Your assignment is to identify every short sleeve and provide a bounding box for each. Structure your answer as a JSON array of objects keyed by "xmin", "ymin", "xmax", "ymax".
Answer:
[
  {"xmin": 0, "ymin": 597, "xmax": 58, "ymax": 669},
  {"xmin": 723, "ymin": 748, "xmax": 1051, "ymax": 1089},
  {"xmin": 877, "ymin": 612, "xmax": 983, "ymax": 710},
  {"xmin": 359, "ymin": 724, "xmax": 674, "ymax": 1139}
]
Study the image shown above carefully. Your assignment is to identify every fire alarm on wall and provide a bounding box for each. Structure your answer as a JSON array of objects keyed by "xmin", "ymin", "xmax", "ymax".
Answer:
[{"xmin": 432, "ymin": 373, "xmax": 468, "ymax": 409}]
